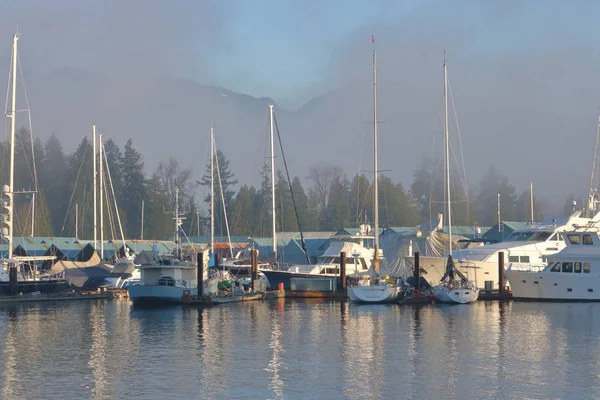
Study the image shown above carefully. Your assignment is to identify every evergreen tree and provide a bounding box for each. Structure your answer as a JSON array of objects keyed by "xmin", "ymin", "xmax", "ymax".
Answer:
[
  {"xmin": 324, "ymin": 174, "xmax": 351, "ymax": 230},
  {"xmin": 232, "ymin": 184, "xmax": 260, "ymax": 236},
  {"xmin": 63, "ymin": 136, "xmax": 94, "ymax": 238},
  {"xmin": 141, "ymin": 172, "xmax": 168, "ymax": 239},
  {"xmin": 120, "ymin": 139, "xmax": 146, "ymax": 238},
  {"xmin": 476, "ymin": 164, "xmax": 518, "ymax": 226},
  {"xmin": 290, "ymin": 176, "xmax": 309, "ymax": 232},
  {"xmin": 515, "ymin": 189, "xmax": 544, "ymax": 222},
  {"xmin": 350, "ymin": 174, "xmax": 371, "ymax": 225},
  {"xmin": 275, "ymin": 170, "xmax": 296, "ymax": 232},
  {"xmin": 41, "ymin": 133, "xmax": 68, "ymax": 234},
  {"xmin": 199, "ymin": 150, "xmax": 238, "ymax": 237}
]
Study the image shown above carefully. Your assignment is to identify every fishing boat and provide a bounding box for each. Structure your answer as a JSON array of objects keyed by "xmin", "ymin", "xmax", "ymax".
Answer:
[
  {"xmin": 430, "ymin": 57, "xmax": 478, "ymax": 304},
  {"xmin": 128, "ymin": 187, "xmax": 228, "ymax": 306},
  {"xmin": 347, "ymin": 37, "xmax": 401, "ymax": 304}
]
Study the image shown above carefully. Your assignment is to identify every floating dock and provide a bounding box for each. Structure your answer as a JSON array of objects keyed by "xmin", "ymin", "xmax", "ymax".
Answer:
[{"xmin": 0, "ymin": 291, "xmax": 114, "ymax": 304}]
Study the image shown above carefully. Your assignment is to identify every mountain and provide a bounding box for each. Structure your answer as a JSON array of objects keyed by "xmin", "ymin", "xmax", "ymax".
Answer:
[{"xmin": 1, "ymin": 65, "xmax": 594, "ymax": 216}]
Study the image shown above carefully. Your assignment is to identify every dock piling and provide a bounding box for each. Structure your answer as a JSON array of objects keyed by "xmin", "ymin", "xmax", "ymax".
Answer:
[
  {"xmin": 198, "ymin": 251, "xmax": 207, "ymax": 298},
  {"xmin": 340, "ymin": 251, "xmax": 347, "ymax": 294},
  {"xmin": 251, "ymin": 249, "xmax": 258, "ymax": 292},
  {"xmin": 413, "ymin": 252, "xmax": 421, "ymax": 291},
  {"xmin": 498, "ymin": 251, "xmax": 505, "ymax": 294}
]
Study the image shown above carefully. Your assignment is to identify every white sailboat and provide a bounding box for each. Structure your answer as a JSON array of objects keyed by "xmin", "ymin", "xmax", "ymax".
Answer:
[
  {"xmin": 431, "ymin": 56, "xmax": 479, "ymax": 304},
  {"xmin": 347, "ymin": 37, "xmax": 401, "ymax": 304}
]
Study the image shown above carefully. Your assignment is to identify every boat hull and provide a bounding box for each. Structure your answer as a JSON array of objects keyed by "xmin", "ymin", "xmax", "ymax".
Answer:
[
  {"xmin": 505, "ymin": 269, "xmax": 600, "ymax": 301},
  {"xmin": 432, "ymin": 286, "xmax": 479, "ymax": 304},
  {"xmin": 348, "ymin": 285, "xmax": 400, "ymax": 303},
  {"xmin": 128, "ymin": 285, "xmax": 197, "ymax": 306},
  {"xmin": 261, "ymin": 270, "xmax": 340, "ymax": 290},
  {"xmin": 0, "ymin": 280, "xmax": 69, "ymax": 295}
]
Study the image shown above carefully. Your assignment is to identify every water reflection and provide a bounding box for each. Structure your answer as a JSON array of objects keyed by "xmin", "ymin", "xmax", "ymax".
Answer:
[
  {"xmin": 1, "ymin": 300, "xmax": 600, "ymax": 398},
  {"xmin": 1, "ymin": 307, "xmax": 21, "ymax": 400},
  {"xmin": 88, "ymin": 302, "xmax": 109, "ymax": 399},
  {"xmin": 266, "ymin": 302, "xmax": 284, "ymax": 399}
]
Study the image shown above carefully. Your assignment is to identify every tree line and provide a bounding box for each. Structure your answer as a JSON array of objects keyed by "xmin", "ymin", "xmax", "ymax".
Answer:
[{"xmin": 0, "ymin": 128, "xmax": 559, "ymax": 241}]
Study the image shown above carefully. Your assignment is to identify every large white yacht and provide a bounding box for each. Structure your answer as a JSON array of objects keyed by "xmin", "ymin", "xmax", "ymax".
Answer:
[
  {"xmin": 406, "ymin": 211, "xmax": 600, "ymax": 289},
  {"xmin": 505, "ymin": 225, "xmax": 600, "ymax": 301}
]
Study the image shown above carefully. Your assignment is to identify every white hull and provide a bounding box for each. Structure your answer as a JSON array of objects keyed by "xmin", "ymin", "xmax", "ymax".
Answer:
[
  {"xmin": 348, "ymin": 285, "xmax": 400, "ymax": 303},
  {"xmin": 505, "ymin": 269, "xmax": 600, "ymax": 301},
  {"xmin": 432, "ymin": 285, "xmax": 479, "ymax": 304},
  {"xmin": 128, "ymin": 284, "xmax": 197, "ymax": 306}
]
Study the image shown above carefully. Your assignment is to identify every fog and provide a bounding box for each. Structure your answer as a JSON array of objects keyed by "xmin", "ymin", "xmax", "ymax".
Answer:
[{"xmin": 1, "ymin": 0, "xmax": 599, "ymax": 217}]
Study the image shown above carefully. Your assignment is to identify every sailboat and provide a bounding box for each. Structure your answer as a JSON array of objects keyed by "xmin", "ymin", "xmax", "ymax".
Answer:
[
  {"xmin": 347, "ymin": 37, "xmax": 402, "ymax": 304},
  {"xmin": 431, "ymin": 56, "xmax": 479, "ymax": 304},
  {"xmin": 0, "ymin": 33, "xmax": 68, "ymax": 294}
]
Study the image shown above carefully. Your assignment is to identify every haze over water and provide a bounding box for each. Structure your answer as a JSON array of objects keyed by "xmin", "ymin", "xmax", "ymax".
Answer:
[{"xmin": 0, "ymin": 299, "xmax": 597, "ymax": 399}]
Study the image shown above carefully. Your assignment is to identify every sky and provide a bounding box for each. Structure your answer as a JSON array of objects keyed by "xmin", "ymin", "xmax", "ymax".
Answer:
[{"xmin": 1, "ymin": 0, "xmax": 600, "ymax": 216}]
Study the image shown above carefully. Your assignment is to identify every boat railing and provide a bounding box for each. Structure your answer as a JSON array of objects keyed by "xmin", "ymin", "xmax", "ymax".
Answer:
[
  {"xmin": 142, "ymin": 278, "xmax": 197, "ymax": 289},
  {"xmin": 506, "ymin": 262, "xmax": 546, "ymax": 272}
]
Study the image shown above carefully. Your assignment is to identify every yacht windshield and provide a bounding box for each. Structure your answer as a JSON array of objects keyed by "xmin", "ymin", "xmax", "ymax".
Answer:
[{"xmin": 529, "ymin": 231, "xmax": 553, "ymax": 242}]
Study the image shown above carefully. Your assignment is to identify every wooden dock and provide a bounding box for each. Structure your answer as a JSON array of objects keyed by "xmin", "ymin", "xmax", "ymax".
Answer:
[
  {"xmin": 478, "ymin": 291, "xmax": 513, "ymax": 301},
  {"xmin": 0, "ymin": 291, "xmax": 114, "ymax": 304},
  {"xmin": 284, "ymin": 290, "xmax": 347, "ymax": 300}
]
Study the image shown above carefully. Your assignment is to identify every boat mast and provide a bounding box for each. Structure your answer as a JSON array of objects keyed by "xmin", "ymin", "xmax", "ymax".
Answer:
[
  {"xmin": 6, "ymin": 33, "xmax": 18, "ymax": 260},
  {"xmin": 269, "ymin": 104, "xmax": 277, "ymax": 261},
  {"xmin": 92, "ymin": 124, "xmax": 97, "ymax": 250},
  {"xmin": 444, "ymin": 54, "xmax": 452, "ymax": 256},
  {"xmin": 174, "ymin": 185, "xmax": 181, "ymax": 260},
  {"xmin": 99, "ymin": 132, "xmax": 104, "ymax": 259},
  {"xmin": 588, "ymin": 115, "xmax": 600, "ymax": 217},
  {"xmin": 210, "ymin": 122, "xmax": 215, "ymax": 257},
  {"xmin": 530, "ymin": 182, "xmax": 534, "ymax": 223},
  {"xmin": 372, "ymin": 36, "xmax": 379, "ymax": 273}
]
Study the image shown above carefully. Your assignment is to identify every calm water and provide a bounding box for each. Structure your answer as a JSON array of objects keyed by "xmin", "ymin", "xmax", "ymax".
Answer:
[{"xmin": 0, "ymin": 298, "xmax": 598, "ymax": 400}]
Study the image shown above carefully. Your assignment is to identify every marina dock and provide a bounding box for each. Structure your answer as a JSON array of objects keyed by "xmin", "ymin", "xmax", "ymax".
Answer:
[{"xmin": 0, "ymin": 290, "xmax": 114, "ymax": 304}]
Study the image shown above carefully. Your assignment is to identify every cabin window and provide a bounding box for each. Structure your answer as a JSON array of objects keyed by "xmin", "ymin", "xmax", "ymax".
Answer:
[
  {"xmin": 558, "ymin": 233, "xmax": 564, "ymax": 241},
  {"xmin": 561, "ymin": 262, "xmax": 573, "ymax": 273},
  {"xmin": 550, "ymin": 262, "xmax": 561, "ymax": 272},
  {"xmin": 574, "ymin": 262, "xmax": 582, "ymax": 273},
  {"xmin": 567, "ymin": 234, "xmax": 581, "ymax": 245},
  {"xmin": 508, "ymin": 256, "xmax": 519, "ymax": 263},
  {"xmin": 583, "ymin": 235, "xmax": 593, "ymax": 245},
  {"xmin": 584, "ymin": 263, "xmax": 591, "ymax": 273},
  {"xmin": 520, "ymin": 256, "xmax": 530, "ymax": 263},
  {"xmin": 549, "ymin": 233, "xmax": 557, "ymax": 241}
]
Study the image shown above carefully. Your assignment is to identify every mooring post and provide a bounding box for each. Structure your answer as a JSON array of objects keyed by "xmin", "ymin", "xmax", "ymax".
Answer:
[
  {"xmin": 498, "ymin": 251, "xmax": 505, "ymax": 294},
  {"xmin": 251, "ymin": 249, "xmax": 258, "ymax": 292},
  {"xmin": 340, "ymin": 251, "xmax": 347, "ymax": 294},
  {"xmin": 9, "ymin": 264, "xmax": 17, "ymax": 295},
  {"xmin": 414, "ymin": 252, "xmax": 420, "ymax": 291},
  {"xmin": 197, "ymin": 251, "xmax": 206, "ymax": 298}
]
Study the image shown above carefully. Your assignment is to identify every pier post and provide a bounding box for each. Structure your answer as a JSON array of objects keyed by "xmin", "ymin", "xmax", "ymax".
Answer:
[
  {"xmin": 340, "ymin": 251, "xmax": 347, "ymax": 293},
  {"xmin": 8, "ymin": 264, "xmax": 17, "ymax": 295},
  {"xmin": 251, "ymin": 249, "xmax": 258, "ymax": 292},
  {"xmin": 198, "ymin": 251, "xmax": 206, "ymax": 298},
  {"xmin": 498, "ymin": 251, "xmax": 505, "ymax": 294},
  {"xmin": 414, "ymin": 252, "xmax": 420, "ymax": 291}
]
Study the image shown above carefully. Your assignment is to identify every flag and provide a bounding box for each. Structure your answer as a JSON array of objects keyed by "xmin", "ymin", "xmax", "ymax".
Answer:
[{"xmin": 371, "ymin": 35, "xmax": 375, "ymax": 43}]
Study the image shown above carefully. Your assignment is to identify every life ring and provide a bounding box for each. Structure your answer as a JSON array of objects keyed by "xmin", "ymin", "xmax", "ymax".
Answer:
[{"xmin": 447, "ymin": 283, "xmax": 455, "ymax": 290}]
